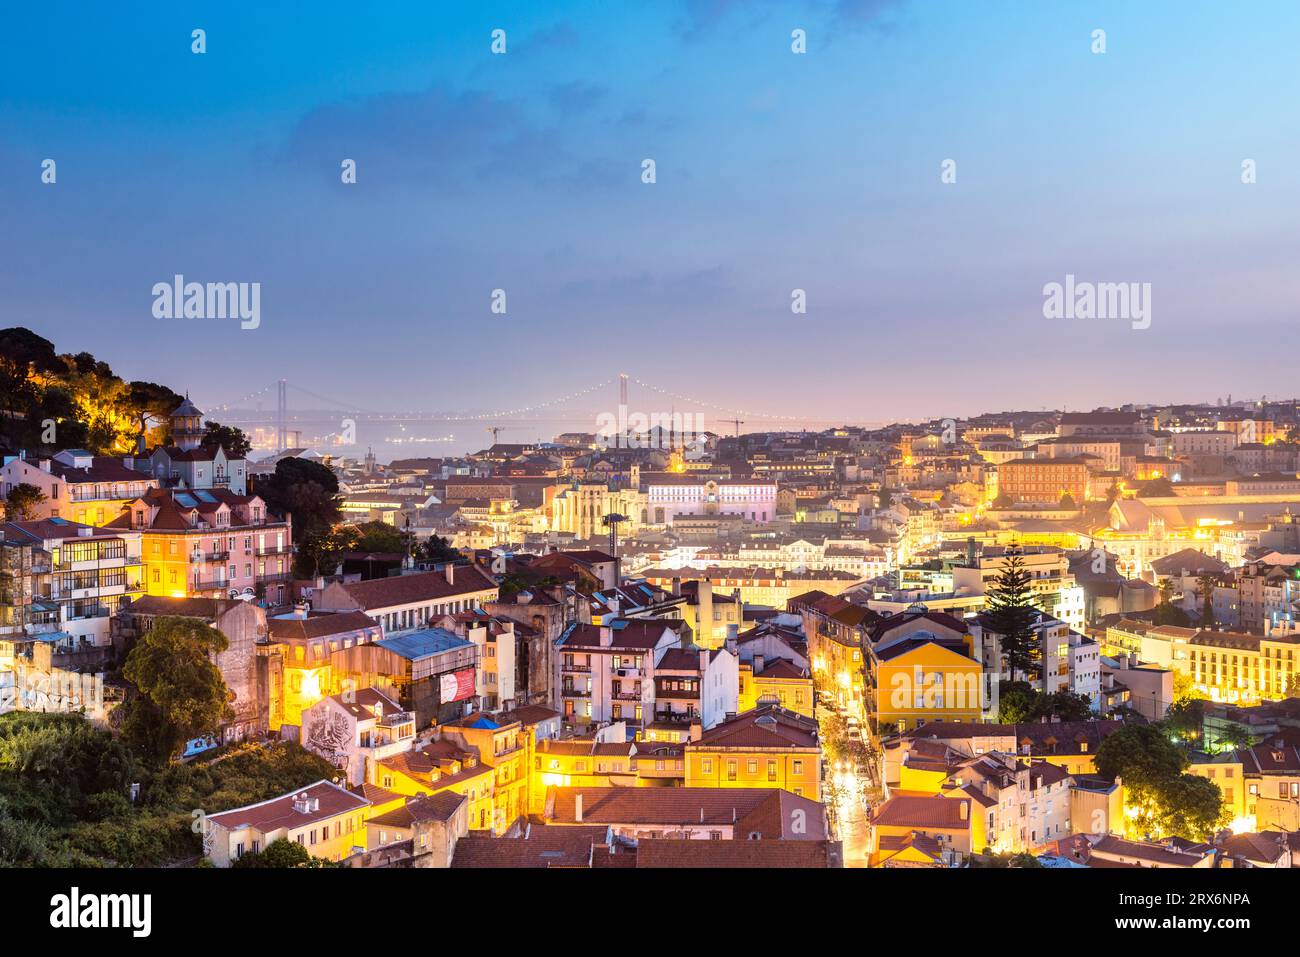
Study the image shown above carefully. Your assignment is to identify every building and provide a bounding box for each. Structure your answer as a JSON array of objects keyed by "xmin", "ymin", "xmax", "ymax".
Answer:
[
  {"xmin": 435, "ymin": 712, "xmax": 529, "ymax": 833},
  {"xmin": 644, "ymin": 477, "xmax": 777, "ymax": 525},
  {"xmin": 300, "ymin": 688, "xmax": 416, "ymax": 787},
  {"xmin": 109, "ymin": 488, "xmax": 291, "ymax": 605},
  {"xmin": 0, "ymin": 517, "xmax": 143, "ymax": 650},
  {"xmin": 202, "ymin": 779, "xmax": 370, "ymax": 867},
  {"xmin": 685, "ymin": 704, "xmax": 822, "ymax": 800},
  {"xmin": 331, "ymin": 627, "xmax": 479, "ymax": 728},
  {"xmin": 541, "ymin": 786, "xmax": 828, "ymax": 841},
  {"xmin": 313, "ymin": 565, "xmax": 499, "ymax": 635},
  {"xmin": 554, "ymin": 619, "xmax": 737, "ymax": 732}
]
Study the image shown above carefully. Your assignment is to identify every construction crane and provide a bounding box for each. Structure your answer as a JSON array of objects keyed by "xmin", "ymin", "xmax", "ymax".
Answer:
[
  {"xmin": 602, "ymin": 513, "xmax": 628, "ymax": 559},
  {"xmin": 719, "ymin": 418, "xmax": 745, "ymax": 438}
]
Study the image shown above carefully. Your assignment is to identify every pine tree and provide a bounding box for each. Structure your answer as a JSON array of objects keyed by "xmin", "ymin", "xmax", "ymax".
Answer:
[{"xmin": 985, "ymin": 548, "xmax": 1040, "ymax": 688}]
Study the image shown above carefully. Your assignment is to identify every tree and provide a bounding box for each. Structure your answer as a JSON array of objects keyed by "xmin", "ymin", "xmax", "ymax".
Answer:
[
  {"xmin": 1153, "ymin": 579, "xmax": 1192, "ymax": 626},
  {"xmin": 231, "ymin": 837, "xmax": 325, "ymax": 868},
  {"xmin": 991, "ymin": 493, "xmax": 1014, "ymax": 509},
  {"xmin": 997, "ymin": 682, "xmax": 1092, "ymax": 723},
  {"xmin": 4, "ymin": 483, "xmax": 47, "ymax": 521},
  {"xmin": 984, "ymin": 548, "xmax": 1040, "ymax": 686},
  {"xmin": 1215, "ymin": 723, "xmax": 1255, "ymax": 753},
  {"xmin": 1197, "ymin": 575, "xmax": 1217, "ymax": 628},
  {"xmin": 255, "ymin": 458, "xmax": 342, "ymax": 577},
  {"xmin": 1058, "ymin": 492, "xmax": 1077, "ymax": 509},
  {"xmin": 876, "ymin": 486, "xmax": 893, "ymax": 510},
  {"xmin": 1150, "ymin": 774, "xmax": 1227, "ymax": 843},
  {"xmin": 202, "ymin": 420, "xmax": 252, "ymax": 459},
  {"xmin": 1095, "ymin": 722, "xmax": 1223, "ymax": 841},
  {"xmin": 1095, "ymin": 723, "xmax": 1188, "ymax": 791},
  {"xmin": 415, "ymin": 534, "xmax": 461, "ymax": 564},
  {"xmin": 1137, "ymin": 477, "xmax": 1176, "ymax": 497},
  {"xmin": 119, "ymin": 617, "xmax": 234, "ymax": 764},
  {"xmin": 345, "ymin": 520, "xmax": 410, "ymax": 555}
]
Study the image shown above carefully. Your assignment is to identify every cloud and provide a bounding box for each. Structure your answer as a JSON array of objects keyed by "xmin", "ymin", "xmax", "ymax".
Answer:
[
  {"xmin": 283, "ymin": 84, "xmax": 620, "ymax": 191},
  {"xmin": 549, "ymin": 81, "xmax": 607, "ymax": 113}
]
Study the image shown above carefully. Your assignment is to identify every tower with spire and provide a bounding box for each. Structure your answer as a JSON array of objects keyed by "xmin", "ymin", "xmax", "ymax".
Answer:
[{"xmin": 170, "ymin": 395, "xmax": 206, "ymax": 451}]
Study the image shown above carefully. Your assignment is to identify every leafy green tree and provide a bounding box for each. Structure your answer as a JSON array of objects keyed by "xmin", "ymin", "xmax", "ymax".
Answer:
[
  {"xmin": 1095, "ymin": 722, "xmax": 1225, "ymax": 841},
  {"xmin": 4, "ymin": 483, "xmax": 47, "ymax": 520},
  {"xmin": 984, "ymin": 549, "xmax": 1039, "ymax": 686},
  {"xmin": 1095, "ymin": 723, "xmax": 1188, "ymax": 790},
  {"xmin": 991, "ymin": 493, "xmax": 1014, "ymax": 509},
  {"xmin": 1150, "ymin": 774, "xmax": 1227, "ymax": 842},
  {"xmin": 1215, "ymin": 723, "xmax": 1255, "ymax": 753},
  {"xmin": 232, "ymin": 837, "xmax": 322, "ymax": 868},
  {"xmin": 120, "ymin": 616, "xmax": 234, "ymax": 764},
  {"xmin": 254, "ymin": 458, "xmax": 342, "ymax": 577},
  {"xmin": 1058, "ymin": 492, "xmax": 1077, "ymax": 508},
  {"xmin": 415, "ymin": 533, "xmax": 461, "ymax": 564},
  {"xmin": 202, "ymin": 420, "xmax": 252, "ymax": 458},
  {"xmin": 343, "ymin": 520, "xmax": 411, "ymax": 555}
]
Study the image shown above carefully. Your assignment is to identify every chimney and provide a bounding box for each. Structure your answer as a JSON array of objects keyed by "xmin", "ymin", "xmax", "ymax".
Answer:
[
  {"xmin": 599, "ymin": 626, "xmax": 613, "ymax": 648},
  {"xmin": 753, "ymin": 654, "xmax": 765, "ymax": 674},
  {"xmin": 38, "ymin": 459, "xmax": 51, "ymax": 473},
  {"xmin": 445, "ymin": 563, "xmax": 456, "ymax": 586},
  {"xmin": 574, "ymin": 792, "xmax": 583, "ymax": 823},
  {"xmin": 689, "ymin": 721, "xmax": 702, "ymax": 742},
  {"xmin": 959, "ymin": 801, "xmax": 969, "ymax": 821},
  {"xmin": 671, "ymin": 577, "xmax": 681, "ymax": 597}
]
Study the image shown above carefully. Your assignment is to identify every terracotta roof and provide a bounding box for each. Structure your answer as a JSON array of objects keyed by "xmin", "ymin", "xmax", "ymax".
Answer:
[
  {"xmin": 691, "ymin": 705, "xmax": 819, "ymax": 750},
  {"xmin": 207, "ymin": 780, "xmax": 368, "ymax": 833},
  {"xmin": 268, "ymin": 611, "xmax": 379, "ymax": 641},
  {"xmin": 366, "ymin": 792, "xmax": 466, "ymax": 829},
  {"xmin": 635, "ymin": 839, "xmax": 840, "ymax": 868},
  {"xmin": 337, "ymin": 566, "xmax": 497, "ymax": 610},
  {"xmin": 546, "ymin": 787, "xmax": 826, "ymax": 839},
  {"xmin": 870, "ymin": 794, "xmax": 971, "ymax": 829},
  {"xmin": 450, "ymin": 825, "xmax": 612, "ymax": 868}
]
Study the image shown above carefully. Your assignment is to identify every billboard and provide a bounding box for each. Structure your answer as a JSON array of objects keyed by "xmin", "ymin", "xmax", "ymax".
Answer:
[{"xmin": 439, "ymin": 667, "xmax": 475, "ymax": 704}]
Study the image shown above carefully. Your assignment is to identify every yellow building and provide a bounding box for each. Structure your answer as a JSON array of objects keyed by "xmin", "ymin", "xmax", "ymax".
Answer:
[
  {"xmin": 1188, "ymin": 752, "xmax": 1246, "ymax": 825},
  {"xmin": 872, "ymin": 639, "xmax": 985, "ymax": 735},
  {"xmin": 435, "ymin": 713, "xmax": 529, "ymax": 832},
  {"xmin": 371, "ymin": 739, "xmax": 500, "ymax": 833},
  {"xmin": 532, "ymin": 737, "xmax": 639, "ymax": 808},
  {"xmin": 684, "ymin": 705, "xmax": 822, "ymax": 801},
  {"xmin": 869, "ymin": 793, "xmax": 975, "ymax": 867},
  {"xmin": 1184, "ymin": 631, "xmax": 1300, "ymax": 705},
  {"xmin": 203, "ymin": 780, "xmax": 370, "ymax": 867},
  {"xmin": 738, "ymin": 657, "xmax": 814, "ymax": 717}
]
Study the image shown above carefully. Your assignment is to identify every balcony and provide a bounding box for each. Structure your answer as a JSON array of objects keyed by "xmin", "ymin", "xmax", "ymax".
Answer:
[
  {"xmin": 561, "ymin": 663, "xmax": 591, "ymax": 673},
  {"xmin": 197, "ymin": 550, "xmax": 230, "ymax": 563},
  {"xmin": 561, "ymin": 687, "xmax": 591, "ymax": 698}
]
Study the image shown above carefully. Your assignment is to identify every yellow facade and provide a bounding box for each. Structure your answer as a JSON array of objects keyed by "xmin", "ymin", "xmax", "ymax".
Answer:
[
  {"xmin": 371, "ymin": 758, "xmax": 498, "ymax": 833},
  {"xmin": 438, "ymin": 721, "xmax": 528, "ymax": 832},
  {"xmin": 738, "ymin": 664, "xmax": 814, "ymax": 717},
  {"xmin": 873, "ymin": 642, "xmax": 984, "ymax": 733},
  {"xmin": 685, "ymin": 748, "xmax": 821, "ymax": 801},
  {"xmin": 1188, "ymin": 757, "xmax": 1246, "ymax": 824},
  {"xmin": 142, "ymin": 531, "xmax": 194, "ymax": 597}
]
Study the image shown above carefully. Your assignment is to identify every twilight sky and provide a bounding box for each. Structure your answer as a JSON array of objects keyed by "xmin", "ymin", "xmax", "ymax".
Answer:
[{"xmin": 3, "ymin": 0, "xmax": 1299, "ymax": 426}]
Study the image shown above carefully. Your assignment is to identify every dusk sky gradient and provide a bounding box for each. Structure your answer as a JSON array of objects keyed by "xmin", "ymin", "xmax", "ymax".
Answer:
[{"xmin": 3, "ymin": 1, "xmax": 1298, "ymax": 427}]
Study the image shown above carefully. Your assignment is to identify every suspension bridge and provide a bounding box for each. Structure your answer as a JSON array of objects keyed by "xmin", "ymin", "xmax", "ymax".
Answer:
[{"xmin": 203, "ymin": 374, "xmax": 892, "ymax": 454}]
